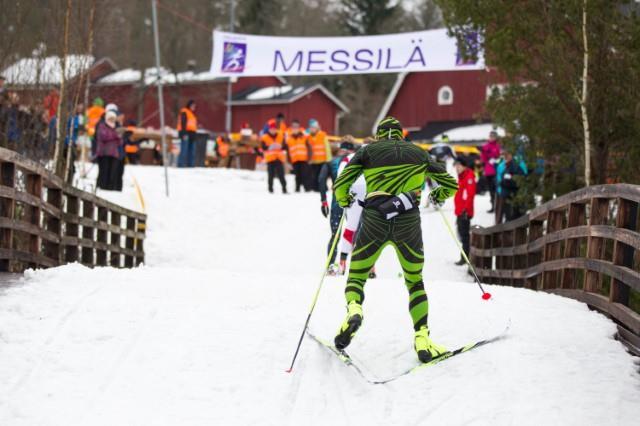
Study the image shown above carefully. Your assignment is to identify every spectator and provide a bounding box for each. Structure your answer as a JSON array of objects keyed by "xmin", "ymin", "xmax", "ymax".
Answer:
[
  {"xmin": 453, "ymin": 156, "xmax": 476, "ymax": 266},
  {"xmin": 115, "ymin": 110, "xmax": 126, "ymax": 191},
  {"xmin": 216, "ymin": 134, "xmax": 231, "ymax": 168},
  {"xmin": 496, "ymin": 149, "xmax": 528, "ymax": 223},
  {"xmin": 176, "ymin": 99, "xmax": 198, "ymax": 167},
  {"xmin": 123, "ymin": 119, "xmax": 140, "ymax": 165},
  {"xmin": 63, "ymin": 102, "xmax": 86, "ymax": 181},
  {"xmin": 86, "ymin": 97, "xmax": 105, "ymax": 137},
  {"xmin": 2, "ymin": 92, "xmax": 22, "ymax": 148},
  {"xmin": 480, "ymin": 130, "xmax": 501, "ymax": 213},
  {"xmin": 285, "ymin": 119, "xmax": 311, "ymax": 192},
  {"xmin": 95, "ymin": 109, "xmax": 123, "ymax": 190},
  {"xmin": 260, "ymin": 119, "xmax": 287, "ymax": 193},
  {"xmin": 307, "ymin": 118, "xmax": 331, "ymax": 191}
]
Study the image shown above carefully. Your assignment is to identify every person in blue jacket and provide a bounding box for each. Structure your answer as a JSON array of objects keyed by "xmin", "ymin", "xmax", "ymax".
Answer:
[{"xmin": 496, "ymin": 149, "xmax": 528, "ymax": 223}]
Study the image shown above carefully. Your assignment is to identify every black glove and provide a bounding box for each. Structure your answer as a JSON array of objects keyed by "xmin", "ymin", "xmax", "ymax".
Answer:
[
  {"xmin": 321, "ymin": 201, "xmax": 329, "ymax": 218},
  {"xmin": 461, "ymin": 211, "xmax": 469, "ymax": 220},
  {"xmin": 428, "ymin": 188, "xmax": 445, "ymax": 208},
  {"xmin": 377, "ymin": 191, "xmax": 418, "ymax": 220}
]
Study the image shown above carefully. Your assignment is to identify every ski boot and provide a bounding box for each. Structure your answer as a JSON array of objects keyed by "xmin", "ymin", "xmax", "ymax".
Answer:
[
  {"xmin": 454, "ymin": 257, "xmax": 466, "ymax": 266},
  {"xmin": 334, "ymin": 301, "xmax": 363, "ymax": 350},
  {"xmin": 414, "ymin": 326, "xmax": 447, "ymax": 363}
]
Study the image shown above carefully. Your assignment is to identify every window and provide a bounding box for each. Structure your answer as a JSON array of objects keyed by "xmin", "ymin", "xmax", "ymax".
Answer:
[{"xmin": 437, "ymin": 86, "xmax": 453, "ymax": 105}]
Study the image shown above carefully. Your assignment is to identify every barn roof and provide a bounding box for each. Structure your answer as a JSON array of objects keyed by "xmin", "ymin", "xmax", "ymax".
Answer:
[
  {"xmin": 230, "ymin": 84, "xmax": 349, "ymax": 113},
  {"xmin": 1, "ymin": 55, "xmax": 119, "ymax": 86},
  {"xmin": 96, "ymin": 67, "xmax": 288, "ymax": 86}
]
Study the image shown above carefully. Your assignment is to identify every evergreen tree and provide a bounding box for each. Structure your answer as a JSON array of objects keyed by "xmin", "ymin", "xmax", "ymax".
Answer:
[{"xmin": 436, "ymin": 0, "xmax": 640, "ymax": 187}]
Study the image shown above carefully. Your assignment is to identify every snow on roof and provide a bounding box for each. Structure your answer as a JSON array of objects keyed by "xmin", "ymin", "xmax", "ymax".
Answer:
[
  {"xmin": 433, "ymin": 123, "xmax": 505, "ymax": 142},
  {"xmin": 97, "ymin": 68, "xmax": 142, "ymax": 84},
  {"xmin": 2, "ymin": 55, "xmax": 94, "ymax": 86},
  {"xmin": 246, "ymin": 85, "xmax": 293, "ymax": 100},
  {"xmin": 96, "ymin": 67, "xmax": 227, "ymax": 85}
]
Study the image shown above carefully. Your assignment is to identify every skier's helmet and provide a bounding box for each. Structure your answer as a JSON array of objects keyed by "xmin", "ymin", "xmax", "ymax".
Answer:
[{"xmin": 376, "ymin": 116, "xmax": 404, "ymax": 141}]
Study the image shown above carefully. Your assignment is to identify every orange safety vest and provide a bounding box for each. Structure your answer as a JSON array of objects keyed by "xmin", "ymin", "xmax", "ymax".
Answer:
[
  {"xmin": 86, "ymin": 105, "xmax": 105, "ymax": 137},
  {"xmin": 287, "ymin": 131, "xmax": 310, "ymax": 163},
  {"xmin": 176, "ymin": 107, "xmax": 198, "ymax": 132},
  {"xmin": 217, "ymin": 137, "xmax": 230, "ymax": 158},
  {"xmin": 309, "ymin": 130, "xmax": 329, "ymax": 163},
  {"xmin": 124, "ymin": 125, "xmax": 139, "ymax": 153},
  {"xmin": 261, "ymin": 132, "xmax": 286, "ymax": 163}
]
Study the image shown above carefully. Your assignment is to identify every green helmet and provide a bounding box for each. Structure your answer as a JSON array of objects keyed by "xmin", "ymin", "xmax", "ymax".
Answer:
[{"xmin": 376, "ymin": 116, "xmax": 404, "ymax": 141}]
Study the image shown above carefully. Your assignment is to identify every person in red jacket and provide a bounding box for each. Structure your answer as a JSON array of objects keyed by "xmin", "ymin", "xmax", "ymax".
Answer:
[{"xmin": 453, "ymin": 156, "xmax": 476, "ymax": 266}]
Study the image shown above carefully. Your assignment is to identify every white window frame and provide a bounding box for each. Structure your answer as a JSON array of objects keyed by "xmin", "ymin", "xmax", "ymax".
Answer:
[{"xmin": 437, "ymin": 86, "xmax": 454, "ymax": 105}]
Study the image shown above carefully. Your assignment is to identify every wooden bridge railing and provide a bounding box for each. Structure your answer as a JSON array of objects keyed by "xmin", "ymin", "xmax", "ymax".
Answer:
[
  {"xmin": 470, "ymin": 184, "xmax": 640, "ymax": 355},
  {"xmin": 0, "ymin": 147, "xmax": 146, "ymax": 272}
]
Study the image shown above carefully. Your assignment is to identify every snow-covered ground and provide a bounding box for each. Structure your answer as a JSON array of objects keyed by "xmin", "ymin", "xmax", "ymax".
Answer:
[{"xmin": 0, "ymin": 165, "xmax": 638, "ymax": 426}]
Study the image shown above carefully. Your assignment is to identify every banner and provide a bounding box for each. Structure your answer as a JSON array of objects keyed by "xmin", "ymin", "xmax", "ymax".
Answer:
[{"xmin": 211, "ymin": 29, "xmax": 483, "ymax": 77}]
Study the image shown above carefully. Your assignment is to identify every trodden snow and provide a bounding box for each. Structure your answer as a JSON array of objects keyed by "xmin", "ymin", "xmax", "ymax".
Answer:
[{"xmin": 0, "ymin": 166, "xmax": 638, "ymax": 426}]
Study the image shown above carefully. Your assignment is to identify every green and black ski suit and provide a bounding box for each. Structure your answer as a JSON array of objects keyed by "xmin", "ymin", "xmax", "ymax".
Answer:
[{"xmin": 333, "ymin": 139, "xmax": 458, "ymax": 331}]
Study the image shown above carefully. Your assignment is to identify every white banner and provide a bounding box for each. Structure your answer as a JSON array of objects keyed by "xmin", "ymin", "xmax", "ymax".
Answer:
[{"xmin": 210, "ymin": 29, "xmax": 484, "ymax": 77}]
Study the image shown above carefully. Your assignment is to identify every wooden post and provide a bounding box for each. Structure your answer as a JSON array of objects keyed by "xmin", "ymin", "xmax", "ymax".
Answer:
[
  {"xmin": 514, "ymin": 226, "xmax": 528, "ymax": 287},
  {"xmin": 584, "ymin": 198, "xmax": 609, "ymax": 292},
  {"xmin": 45, "ymin": 187, "xmax": 62, "ymax": 265},
  {"xmin": 0, "ymin": 161, "xmax": 16, "ymax": 271},
  {"xmin": 110, "ymin": 211, "xmax": 121, "ymax": 267},
  {"xmin": 542, "ymin": 210, "xmax": 565, "ymax": 289},
  {"xmin": 561, "ymin": 202, "xmax": 587, "ymax": 289},
  {"xmin": 25, "ymin": 174, "xmax": 43, "ymax": 268},
  {"xmin": 96, "ymin": 206, "xmax": 108, "ymax": 266},
  {"xmin": 526, "ymin": 220, "xmax": 544, "ymax": 290},
  {"xmin": 610, "ymin": 198, "xmax": 638, "ymax": 305},
  {"xmin": 136, "ymin": 218, "xmax": 146, "ymax": 266},
  {"xmin": 124, "ymin": 216, "xmax": 135, "ymax": 268},
  {"xmin": 81, "ymin": 200, "xmax": 95, "ymax": 266},
  {"xmin": 65, "ymin": 194, "xmax": 79, "ymax": 263}
]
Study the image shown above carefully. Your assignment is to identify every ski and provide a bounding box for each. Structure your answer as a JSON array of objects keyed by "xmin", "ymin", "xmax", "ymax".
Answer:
[{"xmin": 306, "ymin": 323, "xmax": 509, "ymax": 385}]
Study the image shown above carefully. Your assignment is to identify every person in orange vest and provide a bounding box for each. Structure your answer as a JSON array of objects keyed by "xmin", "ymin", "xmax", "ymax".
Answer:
[
  {"xmin": 216, "ymin": 135, "xmax": 232, "ymax": 168},
  {"xmin": 260, "ymin": 119, "xmax": 287, "ymax": 193},
  {"xmin": 176, "ymin": 99, "xmax": 198, "ymax": 167},
  {"xmin": 307, "ymin": 118, "xmax": 331, "ymax": 192},
  {"xmin": 285, "ymin": 119, "xmax": 312, "ymax": 192},
  {"xmin": 123, "ymin": 119, "xmax": 140, "ymax": 164},
  {"xmin": 86, "ymin": 97, "xmax": 105, "ymax": 137}
]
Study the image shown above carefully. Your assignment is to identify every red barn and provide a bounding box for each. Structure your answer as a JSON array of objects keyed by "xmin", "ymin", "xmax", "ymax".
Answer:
[
  {"xmin": 230, "ymin": 84, "xmax": 349, "ymax": 135},
  {"xmin": 375, "ymin": 69, "xmax": 500, "ymax": 140}
]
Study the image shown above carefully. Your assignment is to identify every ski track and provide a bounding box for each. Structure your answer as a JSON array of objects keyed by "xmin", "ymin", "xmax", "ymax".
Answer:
[{"xmin": 0, "ymin": 165, "xmax": 638, "ymax": 426}]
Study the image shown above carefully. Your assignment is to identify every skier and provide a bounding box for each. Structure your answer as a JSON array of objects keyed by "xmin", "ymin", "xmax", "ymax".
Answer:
[
  {"xmin": 335, "ymin": 149, "xmax": 372, "ymax": 277},
  {"xmin": 318, "ymin": 138, "xmax": 356, "ymax": 272},
  {"xmin": 332, "ymin": 117, "xmax": 458, "ymax": 363}
]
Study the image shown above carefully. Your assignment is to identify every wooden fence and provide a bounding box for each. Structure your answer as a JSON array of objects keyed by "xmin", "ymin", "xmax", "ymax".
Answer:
[
  {"xmin": 470, "ymin": 184, "xmax": 640, "ymax": 354},
  {"xmin": 0, "ymin": 147, "xmax": 146, "ymax": 272}
]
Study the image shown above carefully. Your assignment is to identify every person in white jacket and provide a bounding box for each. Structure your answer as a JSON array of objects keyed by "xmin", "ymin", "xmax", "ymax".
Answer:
[{"xmin": 333, "ymin": 149, "xmax": 376, "ymax": 278}]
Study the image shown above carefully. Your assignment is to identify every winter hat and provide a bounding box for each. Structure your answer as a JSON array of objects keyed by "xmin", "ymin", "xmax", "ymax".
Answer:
[
  {"xmin": 105, "ymin": 103, "xmax": 119, "ymax": 114},
  {"xmin": 93, "ymin": 97, "xmax": 104, "ymax": 107},
  {"xmin": 308, "ymin": 119, "xmax": 319, "ymax": 128},
  {"xmin": 267, "ymin": 119, "xmax": 277, "ymax": 130},
  {"xmin": 376, "ymin": 116, "xmax": 404, "ymax": 141}
]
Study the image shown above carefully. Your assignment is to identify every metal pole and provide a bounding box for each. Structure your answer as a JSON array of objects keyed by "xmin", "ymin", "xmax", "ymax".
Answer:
[
  {"xmin": 225, "ymin": 0, "xmax": 235, "ymax": 133},
  {"xmin": 151, "ymin": 0, "xmax": 170, "ymax": 197}
]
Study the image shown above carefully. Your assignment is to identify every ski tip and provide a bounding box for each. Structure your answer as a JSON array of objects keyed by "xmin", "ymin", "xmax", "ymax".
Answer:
[
  {"xmin": 285, "ymin": 369, "xmax": 292, "ymax": 373},
  {"xmin": 482, "ymin": 292, "xmax": 492, "ymax": 300}
]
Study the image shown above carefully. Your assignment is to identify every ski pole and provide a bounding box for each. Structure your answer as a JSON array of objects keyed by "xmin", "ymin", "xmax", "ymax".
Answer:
[
  {"xmin": 437, "ymin": 209, "xmax": 492, "ymax": 300},
  {"xmin": 285, "ymin": 212, "xmax": 346, "ymax": 373}
]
